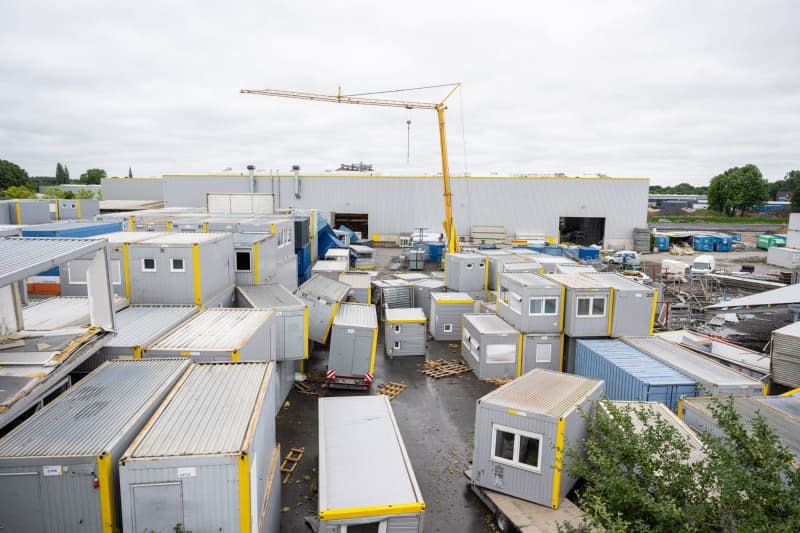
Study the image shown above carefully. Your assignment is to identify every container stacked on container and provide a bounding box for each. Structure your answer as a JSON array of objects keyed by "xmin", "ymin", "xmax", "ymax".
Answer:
[
  {"xmin": 413, "ymin": 278, "xmax": 445, "ymax": 318},
  {"xmin": 429, "ymin": 292, "xmax": 475, "ymax": 341},
  {"xmin": 462, "ymin": 313, "xmax": 521, "ymax": 379},
  {"xmin": 295, "ymin": 274, "xmax": 351, "ymax": 344},
  {"xmin": 327, "ymin": 302, "xmax": 378, "ymax": 389},
  {"xmin": 770, "ymin": 322, "xmax": 800, "ymax": 388},
  {"xmin": 582, "ymin": 272, "xmax": 657, "ymax": 337},
  {"xmin": 384, "ymin": 308, "xmax": 427, "ymax": 356},
  {"xmin": 444, "ymin": 252, "xmax": 487, "ymax": 299},
  {"xmin": 312, "ymin": 259, "xmax": 349, "ymax": 280}
]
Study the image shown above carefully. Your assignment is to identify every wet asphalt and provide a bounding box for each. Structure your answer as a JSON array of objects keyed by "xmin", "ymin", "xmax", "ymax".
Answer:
[{"xmin": 276, "ymin": 335, "xmax": 498, "ymax": 532}]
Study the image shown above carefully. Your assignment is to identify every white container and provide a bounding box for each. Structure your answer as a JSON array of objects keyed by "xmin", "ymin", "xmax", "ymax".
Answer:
[{"xmin": 768, "ymin": 246, "xmax": 800, "ymax": 269}]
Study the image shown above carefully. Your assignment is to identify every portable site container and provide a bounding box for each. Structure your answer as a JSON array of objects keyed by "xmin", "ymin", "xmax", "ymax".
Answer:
[
  {"xmin": 770, "ymin": 321, "xmax": 800, "ymax": 388},
  {"xmin": 350, "ymin": 244, "xmax": 376, "ymax": 269},
  {"xmin": 21, "ymin": 220, "xmax": 123, "ymax": 238},
  {"xmin": 445, "ymin": 252, "xmax": 486, "ymax": 292},
  {"xmin": 275, "ymin": 359, "xmax": 297, "ymax": 410},
  {"xmin": 374, "ymin": 279, "xmax": 414, "ymax": 311},
  {"xmin": 313, "ymin": 259, "xmax": 349, "ymax": 280},
  {"xmin": 554, "ymin": 263, "xmax": 597, "ymax": 274},
  {"xmin": 0, "ymin": 224, "xmax": 21, "ymax": 237},
  {"xmin": 413, "ymin": 278, "xmax": 445, "ymax": 318},
  {"xmin": 0, "ymin": 359, "xmax": 189, "ymax": 533},
  {"xmin": 582, "ymin": 272, "xmax": 657, "ymax": 337},
  {"xmin": 339, "ymin": 271, "xmax": 372, "ymax": 304},
  {"xmin": 534, "ymin": 256, "xmax": 576, "ymax": 274},
  {"xmin": 236, "ymin": 284, "xmax": 308, "ymax": 360},
  {"xmin": 575, "ymin": 339, "xmax": 697, "ymax": 412},
  {"xmin": 472, "ymin": 369, "xmax": 604, "ymax": 508},
  {"xmin": 325, "ymin": 247, "xmax": 351, "ymax": 263},
  {"xmin": 318, "ymin": 396, "xmax": 425, "ymax": 532},
  {"xmin": 119, "ymin": 362, "xmax": 280, "ymax": 533},
  {"xmin": 519, "ymin": 333, "xmax": 563, "ymax": 374},
  {"xmin": 623, "ymin": 336, "xmax": 765, "ymax": 396},
  {"xmin": 394, "ymin": 272, "xmax": 430, "ymax": 283},
  {"xmin": 0, "ymin": 201, "xmax": 9, "ymax": 224},
  {"xmin": 462, "ymin": 314, "xmax": 520, "ymax": 380},
  {"xmin": 545, "ymin": 274, "xmax": 610, "ymax": 337},
  {"xmin": 713, "ymin": 235, "xmax": 733, "ymax": 252},
  {"xmin": 59, "ymin": 231, "xmax": 165, "ymax": 297},
  {"xmin": 126, "ymin": 232, "xmax": 235, "ymax": 306},
  {"xmin": 680, "ymin": 395, "xmax": 800, "ymax": 460},
  {"xmin": 295, "ymin": 274, "xmax": 351, "ymax": 344},
  {"xmin": 385, "ymin": 308, "xmax": 427, "ymax": 356},
  {"xmin": 54, "ymin": 198, "xmax": 100, "ymax": 220},
  {"xmin": 429, "ymin": 292, "xmax": 475, "ymax": 341},
  {"xmin": 408, "ymin": 247, "xmax": 426, "ymax": 270},
  {"xmin": 327, "ymin": 302, "xmax": 378, "ymax": 389},
  {"xmin": 654, "ymin": 234, "xmax": 669, "ymax": 251},
  {"xmin": 5, "ymin": 199, "xmax": 51, "ymax": 224},
  {"xmin": 144, "ymin": 308, "xmax": 275, "ymax": 362},
  {"xmin": 756, "ymin": 234, "xmax": 786, "ymax": 249},
  {"xmin": 233, "ymin": 232, "xmax": 272, "ymax": 286},
  {"xmin": 479, "ymin": 249, "xmax": 512, "ymax": 289},
  {"xmin": 486, "ymin": 254, "xmax": 530, "ymax": 290},
  {"xmin": 692, "ymin": 235, "xmax": 714, "ymax": 252},
  {"xmin": 497, "ymin": 273, "xmax": 563, "ymax": 333},
  {"xmin": 498, "ymin": 260, "xmax": 544, "ymax": 278},
  {"xmin": 767, "ymin": 246, "xmax": 800, "ymax": 269}
]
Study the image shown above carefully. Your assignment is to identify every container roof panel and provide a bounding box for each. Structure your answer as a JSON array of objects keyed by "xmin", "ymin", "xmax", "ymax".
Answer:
[
  {"xmin": 148, "ymin": 308, "xmax": 272, "ymax": 351},
  {"xmin": 312, "ymin": 261, "xmax": 349, "ymax": 272},
  {"xmin": 464, "ymin": 313, "xmax": 517, "ymax": 334},
  {"xmin": 545, "ymin": 273, "xmax": 608, "ymax": 289},
  {"xmin": 414, "ymin": 279, "xmax": 445, "ymax": 289},
  {"xmin": 23, "ymin": 297, "xmax": 92, "ymax": 330},
  {"xmin": 237, "ymin": 284, "xmax": 305, "ymax": 310},
  {"xmin": 582, "ymin": 272, "xmax": 655, "ymax": 292},
  {"xmin": 349, "ymin": 244, "xmax": 374, "ymax": 253},
  {"xmin": 483, "ymin": 369, "xmax": 603, "ymax": 417},
  {"xmin": 393, "ymin": 273, "xmax": 430, "ymax": 282},
  {"xmin": 339, "ymin": 272, "xmax": 371, "ymax": 289},
  {"xmin": 385, "ymin": 308, "xmax": 426, "ymax": 323},
  {"xmin": 334, "ymin": 303, "xmax": 377, "ymax": 329},
  {"xmin": 297, "ymin": 274, "xmax": 351, "ymax": 301},
  {"xmin": 106, "ymin": 305, "xmax": 198, "ymax": 348},
  {"xmin": 578, "ymin": 339, "xmax": 696, "ymax": 386},
  {"xmin": 102, "ymin": 231, "xmax": 167, "ymax": 244},
  {"xmin": 501, "ymin": 272, "xmax": 560, "ymax": 288},
  {"xmin": 137, "ymin": 232, "xmax": 231, "ymax": 245},
  {"xmin": 431, "ymin": 292, "xmax": 474, "ymax": 302},
  {"xmin": 0, "ymin": 237, "xmax": 105, "ymax": 286},
  {"xmin": 325, "ymin": 248, "xmax": 350, "ymax": 258},
  {"xmin": 233, "ymin": 232, "xmax": 272, "ymax": 245}
]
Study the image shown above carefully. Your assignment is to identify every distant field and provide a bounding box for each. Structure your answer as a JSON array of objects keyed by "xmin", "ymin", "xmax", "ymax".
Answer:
[{"xmin": 648, "ymin": 214, "xmax": 788, "ymax": 224}]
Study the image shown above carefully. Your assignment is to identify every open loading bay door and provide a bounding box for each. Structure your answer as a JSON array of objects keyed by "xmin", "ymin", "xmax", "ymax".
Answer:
[
  {"xmin": 559, "ymin": 217, "xmax": 605, "ymax": 246},
  {"xmin": 331, "ymin": 212, "xmax": 368, "ymax": 240}
]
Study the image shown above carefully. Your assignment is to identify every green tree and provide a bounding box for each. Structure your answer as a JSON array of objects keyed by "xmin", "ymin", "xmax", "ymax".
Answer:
[
  {"xmin": 768, "ymin": 170, "xmax": 800, "ymax": 200},
  {"xmin": 707, "ymin": 165, "xmax": 769, "ymax": 216},
  {"xmin": 79, "ymin": 168, "xmax": 107, "ymax": 185},
  {"xmin": 791, "ymin": 188, "xmax": 800, "ymax": 213},
  {"xmin": 75, "ymin": 188, "xmax": 95, "ymax": 199},
  {"xmin": 2, "ymin": 185, "xmax": 37, "ymax": 199},
  {"xmin": 43, "ymin": 186, "xmax": 67, "ymax": 199},
  {"xmin": 64, "ymin": 164, "xmax": 70, "ymax": 181},
  {"xmin": 55, "ymin": 163, "xmax": 68, "ymax": 185},
  {"xmin": 0, "ymin": 159, "xmax": 31, "ymax": 190}
]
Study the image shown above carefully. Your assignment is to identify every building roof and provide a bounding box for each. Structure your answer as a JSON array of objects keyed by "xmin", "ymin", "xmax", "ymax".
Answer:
[
  {"xmin": 333, "ymin": 303, "xmax": 377, "ymax": 329},
  {"xmin": 318, "ymin": 396, "xmax": 423, "ymax": 516},
  {"xmin": 236, "ymin": 284, "xmax": 305, "ymax": 310},
  {"xmin": 125, "ymin": 362, "xmax": 273, "ymax": 458},
  {"xmin": 297, "ymin": 274, "xmax": 351, "ymax": 301},
  {"xmin": 482, "ymin": 369, "xmax": 603, "ymax": 418},
  {"xmin": 0, "ymin": 237, "xmax": 106, "ymax": 286},
  {"xmin": 106, "ymin": 305, "xmax": 198, "ymax": 349},
  {"xmin": 148, "ymin": 308, "xmax": 272, "ymax": 352},
  {"xmin": 0, "ymin": 360, "xmax": 189, "ymax": 458},
  {"xmin": 463, "ymin": 313, "xmax": 518, "ymax": 334},
  {"xmin": 578, "ymin": 339, "xmax": 696, "ymax": 386},
  {"xmin": 545, "ymin": 273, "xmax": 609, "ymax": 289},
  {"xmin": 384, "ymin": 308, "xmax": 426, "ymax": 323}
]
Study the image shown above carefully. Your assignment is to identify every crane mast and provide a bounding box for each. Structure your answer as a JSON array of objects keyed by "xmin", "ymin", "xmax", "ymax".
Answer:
[{"xmin": 241, "ymin": 84, "xmax": 462, "ymax": 252}]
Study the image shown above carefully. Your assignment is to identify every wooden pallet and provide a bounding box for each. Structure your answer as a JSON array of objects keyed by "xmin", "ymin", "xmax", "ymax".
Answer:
[
  {"xmin": 294, "ymin": 382, "xmax": 318, "ymax": 396},
  {"xmin": 485, "ymin": 378, "xmax": 513, "ymax": 387},
  {"xmin": 377, "ymin": 382, "xmax": 407, "ymax": 400},
  {"xmin": 305, "ymin": 371, "xmax": 327, "ymax": 383},
  {"xmin": 280, "ymin": 448, "xmax": 304, "ymax": 484},
  {"xmin": 420, "ymin": 359, "xmax": 472, "ymax": 379}
]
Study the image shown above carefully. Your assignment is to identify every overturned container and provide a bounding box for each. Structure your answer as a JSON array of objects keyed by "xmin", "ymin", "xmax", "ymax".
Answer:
[
  {"xmin": 413, "ymin": 278, "xmax": 445, "ymax": 318},
  {"xmin": 295, "ymin": 274, "xmax": 351, "ymax": 344},
  {"xmin": 237, "ymin": 283, "xmax": 308, "ymax": 360},
  {"xmin": 327, "ymin": 303, "xmax": 378, "ymax": 390},
  {"xmin": 385, "ymin": 307, "xmax": 427, "ymax": 356},
  {"xmin": 462, "ymin": 313, "xmax": 521, "ymax": 380}
]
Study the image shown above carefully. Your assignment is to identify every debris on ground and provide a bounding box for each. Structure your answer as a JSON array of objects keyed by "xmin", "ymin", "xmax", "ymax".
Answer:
[
  {"xmin": 377, "ymin": 381, "xmax": 407, "ymax": 400},
  {"xmin": 485, "ymin": 377, "xmax": 513, "ymax": 387},
  {"xmin": 294, "ymin": 382, "xmax": 318, "ymax": 396},
  {"xmin": 281, "ymin": 447, "xmax": 305, "ymax": 484},
  {"xmin": 305, "ymin": 371, "xmax": 327, "ymax": 383},
  {"xmin": 447, "ymin": 343, "xmax": 459, "ymax": 350},
  {"xmin": 420, "ymin": 359, "xmax": 472, "ymax": 378}
]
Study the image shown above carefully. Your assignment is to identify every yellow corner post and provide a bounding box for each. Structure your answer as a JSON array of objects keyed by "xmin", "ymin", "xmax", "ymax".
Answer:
[
  {"xmin": 165, "ymin": 221, "xmax": 173, "ymax": 232},
  {"xmin": 133, "ymin": 346, "xmax": 142, "ymax": 359},
  {"xmin": 76, "ymin": 199, "xmax": 82, "ymax": 219},
  {"xmin": 192, "ymin": 243, "xmax": 202, "ymax": 305},
  {"xmin": 97, "ymin": 452, "xmax": 115, "ymax": 533},
  {"xmin": 320, "ymin": 502, "xmax": 425, "ymax": 522},
  {"xmin": 128, "ymin": 215, "xmax": 135, "ymax": 231},
  {"xmin": 15, "ymin": 202, "xmax": 22, "ymax": 224},
  {"xmin": 516, "ymin": 333, "xmax": 524, "ymax": 377},
  {"xmin": 677, "ymin": 398, "xmax": 684, "ymax": 418},
  {"xmin": 202, "ymin": 222, "xmax": 208, "ymax": 233},
  {"xmin": 559, "ymin": 333, "xmax": 565, "ymax": 372},
  {"xmin": 253, "ymin": 242, "xmax": 261, "ymax": 285},
  {"xmin": 238, "ymin": 453, "xmax": 251, "ymax": 533},
  {"xmin": 558, "ymin": 286, "xmax": 566, "ymax": 332},
  {"xmin": 551, "ymin": 417, "xmax": 566, "ymax": 509},
  {"xmin": 369, "ymin": 326, "xmax": 378, "ymax": 373},
  {"xmin": 606, "ymin": 288, "xmax": 615, "ymax": 336},
  {"xmin": 649, "ymin": 289, "xmax": 659, "ymax": 336},
  {"xmin": 322, "ymin": 302, "xmax": 340, "ymax": 344},
  {"xmin": 303, "ymin": 306, "xmax": 310, "ymax": 359},
  {"xmin": 232, "ymin": 349, "xmax": 241, "ymax": 362},
  {"xmin": 55, "ymin": 200, "xmax": 61, "ymax": 220},
  {"xmin": 122, "ymin": 243, "xmax": 132, "ymax": 302}
]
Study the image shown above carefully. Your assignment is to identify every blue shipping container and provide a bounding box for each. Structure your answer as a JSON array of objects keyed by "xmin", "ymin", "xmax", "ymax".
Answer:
[
  {"xmin": 22, "ymin": 220, "xmax": 123, "ymax": 238},
  {"xmin": 575, "ymin": 339, "xmax": 697, "ymax": 412},
  {"xmin": 426, "ymin": 242, "xmax": 445, "ymax": 263},
  {"xmin": 654, "ymin": 235, "xmax": 669, "ymax": 251},
  {"xmin": 296, "ymin": 243, "xmax": 312, "ymax": 284},
  {"xmin": 714, "ymin": 236, "xmax": 733, "ymax": 252},
  {"xmin": 578, "ymin": 247, "xmax": 600, "ymax": 260},
  {"xmin": 692, "ymin": 235, "xmax": 714, "ymax": 252}
]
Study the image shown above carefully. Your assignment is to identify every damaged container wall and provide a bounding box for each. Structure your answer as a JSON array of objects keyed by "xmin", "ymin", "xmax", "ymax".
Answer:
[
  {"xmin": 295, "ymin": 274, "xmax": 351, "ymax": 344},
  {"xmin": 236, "ymin": 284, "xmax": 308, "ymax": 360},
  {"xmin": 462, "ymin": 313, "xmax": 520, "ymax": 379},
  {"xmin": 384, "ymin": 308, "xmax": 427, "ymax": 357},
  {"xmin": 520, "ymin": 333, "xmax": 563, "ymax": 373},
  {"xmin": 429, "ymin": 292, "xmax": 475, "ymax": 341},
  {"xmin": 445, "ymin": 253, "xmax": 486, "ymax": 293}
]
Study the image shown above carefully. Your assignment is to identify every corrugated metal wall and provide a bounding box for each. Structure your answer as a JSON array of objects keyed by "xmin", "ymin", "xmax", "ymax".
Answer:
[
  {"xmin": 384, "ymin": 322, "xmax": 426, "ymax": 356},
  {"xmin": 101, "ymin": 178, "xmax": 164, "ymax": 201}
]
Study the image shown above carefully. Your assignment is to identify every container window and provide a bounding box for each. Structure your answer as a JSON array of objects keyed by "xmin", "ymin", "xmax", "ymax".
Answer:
[
  {"xmin": 393, "ymin": 341, "xmax": 400, "ymax": 349},
  {"xmin": 518, "ymin": 435, "xmax": 541, "ymax": 468},
  {"xmin": 142, "ymin": 258, "xmax": 156, "ymax": 272},
  {"xmin": 499, "ymin": 286, "xmax": 510, "ymax": 305},
  {"xmin": 393, "ymin": 324, "xmax": 401, "ymax": 333},
  {"xmin": 493, "ymin": 429, "xmax": 515, "ymax": 461},
  {"xmin": 236, "ymin": 251, "xmax": 252, "ymax": 272},
  {"xmin": 577, "ymin": 297, "xmax": 590, "ymax": 316},
  {"xmin": 443, "ymin": 323, "xmax": 453, "ymax": 333},
  {"xmin": 479, "ymin": 262, "xmax": 485, "ymax": 269},
  {"xmin": 466, "ymin": 263, "xmax": 474, "ymax": 270},
  {"xmin": 592, "ymin": 297, "xmax": 606, "ymax": 316},
  {"xmin": 491, "ymin": 424, "xmax": 543, "ymax": 473},
  {"xmin": 530, "ymin": 297, "xmax": 559, "ymax": 316},
  {"xmin": 170, "ymin": 258, "xmax": 185, "ymax": 272}
]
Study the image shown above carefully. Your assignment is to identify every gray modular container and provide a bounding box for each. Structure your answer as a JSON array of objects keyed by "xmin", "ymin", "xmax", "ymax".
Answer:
[
  {"xmin": 237, "ymin": 284, "xmax": 308, "ymax": 360},
  {"xmin": 462, "ymin": 314, "xmax": 521, "ymax": 379},
  {"xmin": 126, "ymin": 232, "xmax": 235, "ymax": 305},
  {"xmin": 5, "ymin": 199, "xmax": 51, "ymax": 224},
  {"xmin": 0, "ymin": 359, "xmax": 189, "ymax": 533},
  {"xmin": 119, "ymin": 362, "xmax": 278, "ymax": 533},
  {"xmin": 339, "ymin": 271, "xmax": 372, "ymax": 304},
  {"xmin": 384, "ymin": 308, "xmax": 427, "ymax": 356},
  {"xmin": 771, "ymin": 322, "xmax": 800, "ymax": 388},
  {"xmin": 487, "ymin": 254, "xmax": 531, "ymax": 290},
  {"xmin": 328, "ymin": 303, "xmax": 378, "ymax": 382},
  {"xmin": 445, "ymin": 252, "xmax": 486, "ymax": 292},
  {"xmin": 479, "ymin": 249, "xmax": 513, "ymax": 290},
  {"xmin": 0, "ymin": 201, "xmax": 10, "ymax": 224},
  {"xmin": 60, "ymin": 231, "xmax": 166, "ymax": 297},
  {"xmin": 144, "ymin": 308, "xmax": 275, "ymax": 362},
  {"xmin": 295, "ymin": 274, "xmax": 351, "ymax": 344},
  {"xmin": 535, "ymin": 256, "xmax": 576, "ymax": 274},
  {"xmin": 233, "ymin": 232, "xmax": 273, "ymax": 286},
  {"xmin": 393, "ymin": 272, "xmax": 429, "ymax": 283},
  {"xmin": 680, "ymin": 395, "xmax": 800, "ymax": 460},
  {"xmin": 497, "ymin": 273, "xmax": 563, "ymax": 333},
  {"xmin": 472, "ymin": 369, "xmax": 604, "ymax": 508},
  {"xmin": 582, "ymin": 272, "xmax": 657, "ymax": 337},
  {"xmin": 520, "ymin": 333, "xmax": 563, "ymax": 373},
  {"xmin": 375, "ymin": 279, "xmax": 414, "ymax": 310},
  {"xmin": 429, "ymin": 292, "xmax": 475, "ymax": 341},
  {"xmin": 313, "ymin": 259, "xmax": 349, "ymax": 280},
  {"xmin": 350, "ymin": 244, "xmax": 376, "ymax": 269},
  {"xmin": 575, "ymin": 339, "xmax": 697, "ymax": 412},
  {"xmin": 555, "ymin": 263, "xmax": 598, "ymax": 274},
  {"xmin": 623, "ymin": 336, "xmax": 765, "ymax": 396},
  {"xmin": 324, "ymin": 247, "xmax": 350, "ymax": 263},
  {"xmin": 545, "ymin": 273, "xmax": 611, "ymax": 337},
  {"xmin": 413, "ymin": 278, "xmax": 445, "ymax": 318},
  {"xmin": 318, "ymin": 396, "xmax": 425, "ymax": 532},
  {"xmin": 274, "ymin": 254, "xmax": 298, "ymax": 291},
  {"xmin": 55, "ymin": 198, "xmax": 99, "ymax": 220},
  {"xmin": 276, "ymin": 359, "xmax": 297, "ymax": 411}
]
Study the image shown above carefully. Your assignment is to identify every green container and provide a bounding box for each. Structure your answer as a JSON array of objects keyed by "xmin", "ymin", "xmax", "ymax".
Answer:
[{"xmin": 757, "ymin": 234, "xmax": 787, "ymax": 250}]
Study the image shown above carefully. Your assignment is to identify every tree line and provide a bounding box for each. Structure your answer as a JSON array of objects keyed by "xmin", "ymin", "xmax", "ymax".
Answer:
[{"xmin": 0, "ymin": 159, "xmax": 108, "ymax": 198}]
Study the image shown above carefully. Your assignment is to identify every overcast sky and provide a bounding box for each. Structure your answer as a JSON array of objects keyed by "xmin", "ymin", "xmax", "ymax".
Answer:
[{"xmin": 1, "ymin": 1, "xmax": 798, "ymax": 185}]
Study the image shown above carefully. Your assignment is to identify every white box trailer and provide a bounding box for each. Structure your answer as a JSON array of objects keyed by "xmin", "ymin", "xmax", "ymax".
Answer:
[
  {"xmin": 119, "ymin": 362, "xmax": 279, "ymax": 533},
  {"xmin": 318, "ymin": 396, "xmax": 425, "ymax": 532},
  {"xmin": 327, "ymin": 303, "xmax": 378, "ymax": 390},
  {"xmin": 0, "ymin": 359, "xmax": 189, "ymax": 533},
  {"xmin": 385, "ymin": 307, "xmax": 427, "ymax": 356}
]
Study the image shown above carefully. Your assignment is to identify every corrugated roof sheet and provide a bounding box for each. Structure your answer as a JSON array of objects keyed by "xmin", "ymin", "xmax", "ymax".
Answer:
[
  {"xmin": 501, "ymin": 272, "xmax": 559, "ymax": 288},
  {"xmin": 126, "ymin": 362, "xmax": 272, "ymax": 458},
  {"xmin": 545, "ymin": 273, "xmax": 608, "ymax": 289},
  {"xmin": 148, "ymin": 308, "xmax": 272, "ymax": 351},
  {"xmin": 297, "ymin": 274, "xmax": 350, "ymax": 301},
  {"xmin": 706, "ymin": 282, "xmax": 800, "ymax": 311},
  {"xmin": 23, "ymin": 297, "xmax": 92, "ymax": 330},
  {"xmin": 502, "ymin": 262, "xmax": 542, "ymax": 272},
  {"xmin": 463, "ymin": 313, "xmax": 517, "ymax": 334},
  {"xmin": 237, "ymin": 284, "xmax": 305, "ymax": 310},
  {"xmin": 0, "ymin": 237, "xmax": 105, "ymax": 286},
  {"xmin": 482, "ymin": 369, "xmax": 603, "ymax": 417},
  {"xmin": 393, "ymin": 273, "xmax": 430, "ymax": 282},
  {"xmin": 107, "ymin": 305, "xmax": 198, "ymax": 348},
  {"xmin": 334, "ymin": 303, "xmax": 377, "ymax": 329},
  {"xmin": 583, "ymin": 272, "xmax": 654, "ymax": 292},
  {"xmin": 414, "ymin": 279, "xmax": 445, "ymax": 289},
  {"xmin": 773, "ymin": 321, "xmax": 800, "ymax": 338},
  {"xmin": 339, "ymin": 272, "xmax": 371, "ymax": 288},
  {"xmin": 0, "ymin": 359, "xmax": 189, "ymax": 457},
  {"xmin": 578, "ymin": 339, "xmax": 696, "ymax": 386},
  {"xmin": 136, "ymin": 232, "xmax": 230, "ymax": 245}
]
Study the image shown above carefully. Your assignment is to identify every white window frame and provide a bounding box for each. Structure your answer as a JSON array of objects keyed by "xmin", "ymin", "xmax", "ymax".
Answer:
[
  {"xmin": 576, "ymin": 296, "xmax": 607, "ymax": 317},
  {"xmin": 393, "ymin": 324, "xmax": 401, "ymax": 333},
  {"xmin": 341, "ymin": 522, "xmax": 387, "ymax": 533},
  {"xmin": 235, "ymin": 251, "xmax": 252, "ymax": 273},
  {"xmin": 170, "ymin": 258, "xmax": 185, "ymax": 273},
  {"xmin": 141, "ymin": 258, "xmax": 157, "ymax": 272},
  {"xmin": 529, "ymin": 297, "xmax": 559, "ymax": 316},
  {"xmin": 393, "ymin": 341, "xmax": 400, "ymax": 350},
  {"xmin": 490, "ymin": 423, "xmax": 543, "ymax": 474},
  {"xmin": 443, "ymin": 323, "xmax": 453, "ymax": 333},
  {"xmin": 466, "ymin": 262, "xmax": 474, "ymax": 270}
]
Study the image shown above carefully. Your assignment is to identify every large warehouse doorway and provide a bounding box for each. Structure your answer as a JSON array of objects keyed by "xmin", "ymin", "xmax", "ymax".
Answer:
[
  {"xmin": 559, "ymin": 217, "xmax": 605, "ymax": 246},
  {"xmin": 331, "ymin": 212, "xmax": 369, "ymax": 240}
]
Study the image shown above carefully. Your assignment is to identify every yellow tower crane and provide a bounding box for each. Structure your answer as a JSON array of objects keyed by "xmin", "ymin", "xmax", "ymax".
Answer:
[{"xmin": 240, "ymin": 83, "xmax": 462, "ymax": 253}]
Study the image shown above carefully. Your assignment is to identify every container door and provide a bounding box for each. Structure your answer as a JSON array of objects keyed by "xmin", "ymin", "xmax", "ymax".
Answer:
[
  {"xmin": 0, "ymin": 472, "xmax": 43, "ymax": 532},
  {"xmin": 132, "ymin": 482, "xmax": 184, "ymax": 533}
]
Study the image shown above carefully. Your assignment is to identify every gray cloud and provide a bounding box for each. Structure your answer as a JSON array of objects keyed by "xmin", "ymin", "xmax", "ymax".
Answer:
[{"xmin": 1, "ymin": 0, "xmax": 798, "ymax": 184}]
